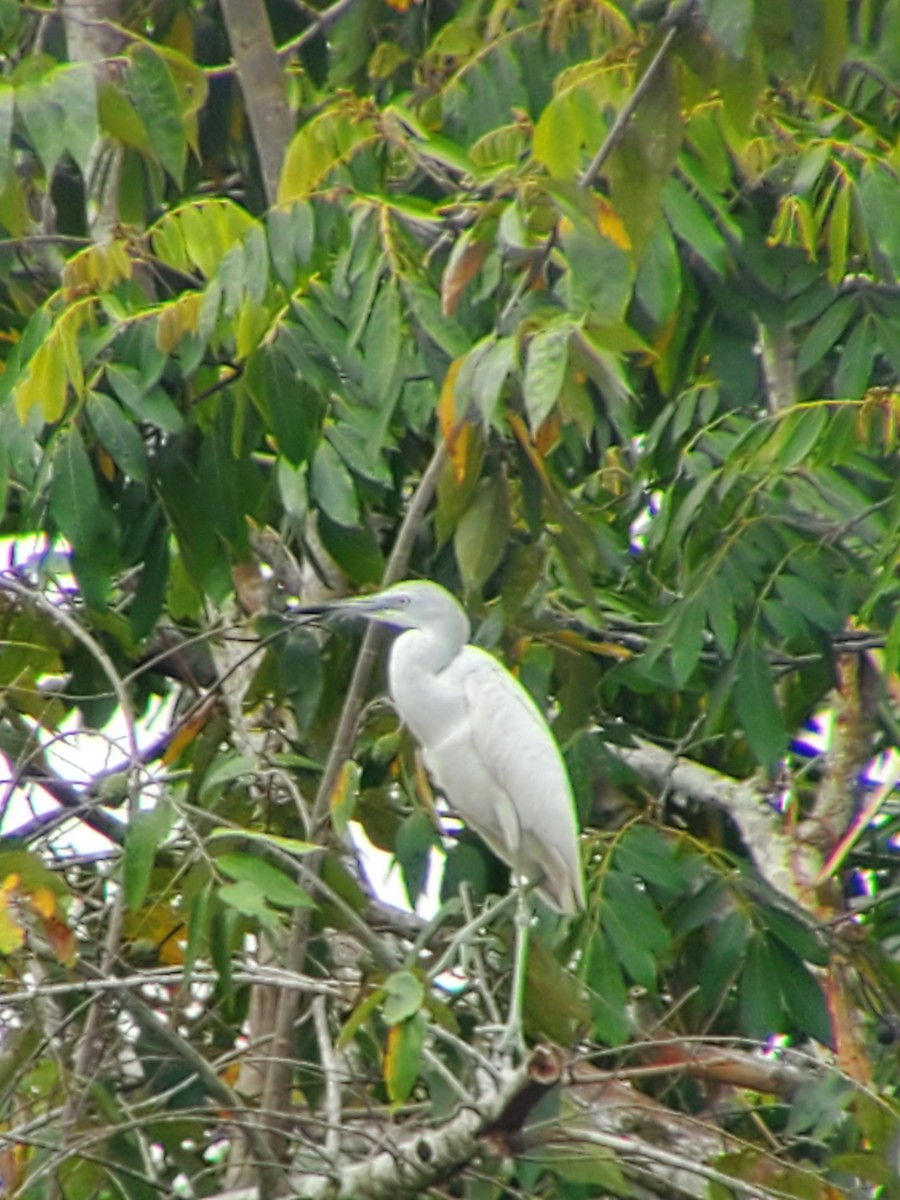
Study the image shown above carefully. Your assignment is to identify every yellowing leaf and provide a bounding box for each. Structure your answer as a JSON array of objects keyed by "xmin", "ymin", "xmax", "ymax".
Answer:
[
  {"xmin": 0, "ymin": 878, "xmax": 24, "ymax": 955},
  {"xmin": 97, "ymin": 447, "xmax": 116, "ymax": 481},
  {"xmin": 596, "ymin": 197, "xmax": 631, "ymax": 251},
  {"xmin": 161, "ymin": 710, "xmax": 209, "ymax": 765},
  {"xmin": 384, "ymin": 1011, "xmax": 426, "ymax": 1105},
  {"xmin": 534, "ymin": 412, "xmax": 561, "ymax": 456},
  {"xmin": 41, "ymin": 914, "xmax": 77, "ymax": 966},
  {"xmin": 156, "ymin": 291, "xmax": 203, "ymax": 353},
  {"xmin": 30, "ymin": 887, "xmax": 56, "ymax": 920},
  {"xmin": 62, "ymin": 241, "xmax": 134, "ymax": 298},
  {"xmin": 439, "ymin": 357, "xmax": 470, "ymax": 483},
  {"xmin": 279, "ymin": 104, "xmax": 378, "ymax": 204},
  {"xmin": 13, "ymin": 300, "xmax": 92, "ymax": 423},
  {"xmin": 14, "ymin": 330, "xmax": 66, "ymax": 423},
  {"xmin": 441, "ymin": 233, "xmax": 488, "ymax": 317},
  {"xmin": 330, "ymin": 759, "xmax": 360, "ymax": 837}
]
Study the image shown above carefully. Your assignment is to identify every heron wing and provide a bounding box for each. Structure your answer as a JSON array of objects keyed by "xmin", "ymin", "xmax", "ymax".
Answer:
[{"xmin": 453, "ymin": 647, "xmax": 584, "ymax": 913}]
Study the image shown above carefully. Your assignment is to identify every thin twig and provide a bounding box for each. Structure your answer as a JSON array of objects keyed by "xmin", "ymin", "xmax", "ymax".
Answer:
[
  {"xmin": 277, "ymin": 0, "xmax": 357, "ymax": 60},
  {"xmin": 0, "ymin": 573, "xmax": 139, "ymax": 772},
  {"xmin": 579, "ymin": 25, "xmax": 680, "ymax": 190},
  {"xmin": 261, "ymin": 442, "xmax": 448, "ymax": 1144},
  {"xmin": 498, "ymin": 24, "xmax": 680, "ymax": 333},
  {"xmin": 312, "ymin": 995, "xmax": 343, "ymax": 1165}
]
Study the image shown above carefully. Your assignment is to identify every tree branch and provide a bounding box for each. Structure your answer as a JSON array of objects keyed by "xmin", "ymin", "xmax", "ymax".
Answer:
[
  {"xmin": 610, "ymin": 738, "xmax": 821, "ymax": 907},
  {"xmin": 261, "ymin": 443, "xmax": 448, "ymax": 1149},
  {"xmin": 219, "ymin": 0, "xmax": 294, "ymax": 207}
]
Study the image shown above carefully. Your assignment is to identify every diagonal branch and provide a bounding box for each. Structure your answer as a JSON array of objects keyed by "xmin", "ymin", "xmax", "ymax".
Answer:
[
  {"xmin": 260, "ymin": 443, "xmax": 448, "ymax": 1150},
  {"xmin": 610, "ymin": 737, "xmax": 821, "ymax": 908}
]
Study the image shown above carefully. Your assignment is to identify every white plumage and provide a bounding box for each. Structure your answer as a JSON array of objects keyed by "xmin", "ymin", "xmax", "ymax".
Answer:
[{"xmin": 320, "ymin": 580, "xmax": 585, "ymax": 914}]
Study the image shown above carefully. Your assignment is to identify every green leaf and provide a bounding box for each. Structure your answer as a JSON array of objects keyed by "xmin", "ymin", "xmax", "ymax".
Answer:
[
  {"xmin": 311, "ymin": 441, "xmax": 359, "ymax": 527},
  {"xmin": 561, "ymin": 222, "xmax": 633, "ymax": 321},
  {"xmin": 739, "ymin": 932, "xmax": 786, "ymax": 1038},
  {"xmin": 206, "ymin": 828, "xmax": 318, "ymax": 855},
  {"xmin": 394, "ymin": 810, "xmax": 435, "ymax": 908},
  {"xmin": 17, "ymin": 69, "xmax": 65, "ymax": 175},
  {"xmin": 364, "ymin": 279, "xmax": 402, "ymax": 408},
  {"xmin": 670, "ymin": 595, "xmax": 708, "ymax": 686},
  {"xmin": 384, "ymin": 1010, "xmax": 426, "ymax": 1105},
  {"xmin": 670, "ymin": 878, "xmax": 727, "ymax": 937},
  {"xmin": 87, "ymin": 392, "xmax": 149, "ymax": 484},
  {"xmin": 127, "ymin": 44, "xmax": 186, "ymax": 183},
  {"xmin": 471, "ymin": 336, "xmax": 516, "ymax": 426},
  {"xmin": 827, "ymin": 181, "xmax": 850, "ymax": 287},
  {"xmin": 700, "ymin": 0, "xmax": 754, "ymax": 58},
  {"xmin": 786, "ymin": 1075, "xmax": 854, "ymax": 1139},
  {"xmin": 382, "ymin": 970, "xmax": 425, "ymax": 1024},
  {"xmin": 602, "ymin": 870, "xmax": 669, "ymax": 988},
  {"xmin": 218, "ymin": 879, "xmax": 279, "ymax": 924},
  {"xmin": 706, "ymin": 572, "xmax": 738, "ymax": 658},
  {"xmin": 796, "ymin": 295, "xmax": 856, "ymax": 374},
  {"xmin": 734, "ymin": 634, "xmax": 786, "ymax": 767},
  {"xmin": 124, "ymin": 801, "xmax": 172, "ymax": 911},
  {"xmin": 454, "ymin": 475, "xmax": 510, "ymax": 592},
  {"xmin": 0, "ymin": 79, "xmax": 14, "ymax": 182},
  {"xmin": 278, "ymin": 105, "xmax": 377, "ymax": 203},
  {"xmin": 49, "ymin": 429, "xmax": 110, "ymax": 551},
  {"xmin": 700, "ymin": 907, "xmax": 750, "ymax": 1009},
  {"xmin": 277, "ymin": 457, "xmax": 308, "ymax": 525},
  {"xmin": 216, "ymin": 852, "xmax": 315, "ymax": 909},
  {"xmin": 833, "ymin": 316, "xmax": 875, "ymax": 398},
  {"xmin": 529, "ymin": 1142, "xmax": 628, "ymax": 1192},
  {"xmin": 183, "ymin": 881, "xmax": 212, "ymax": 984},
  {"xmin": 533, "ymin": 92, "xmax": 581, "ymax": 178},
  {"xmin": 613, "ymin": 824, "xmax": 691, "ymax": 895},
  {"xmin": 97, "ymin": 78, "xmax": 150, "ymax": 149},
  {"xmin": 775, "ymin": 573, "xmax": 840, "ymax": 633},
  {"xmin": 199, "ymin": 753, "xmax": 256, "ymax": 803},
  {"xmin": 277, "ymin": 628, "xmax": 324, "ymax": 732},
  {"xmin": 635, "ymin": 219, "xmax": 682, "ymax": 325},
  {"xmin": 662, "ymin": 175, "xmax": 728, "ymax": 275},
  {"xmin": 524, "ymin": 933, "xmax": 591, "ymax": 1046},
  {"xmin": 773, "ymin": 405, "xmax": 829, "ymax": 470},
  {"xmin": 54, "ymin": 62, "xmax": 99, "ymax": 175},
  {"xmin": 524, "ymin": 322, "xmax": 571, "ymax": 431},
  {"xmin": 338, "ymin": 986, "xmax": 387, "ymax": 1049},
  {"xmin": 859, "ymin": 162, "xmax": 900, "ymax": 278},
  {"xmin": 602, "ymin": 898, "xmax": 657, "ymax": 988},
  {"xmin": 317, "ymin": 512, "xmax": 385, "ymax": 585},
  {"xmin": 108, "ymin": 366, "xmax": 185, "ymax": 433},
  {"xmin": 770, "ymin": 937, "xmax": 833, "ymax": 1046},
  {"xmin": 758, "ymin": 905, "xmax": 828, "ymax": 966},
  {"xmin": 586, "ymin": 929, "xmax": 631, "ymax": 1045},
  {"xmin": 402, "ymin": 279, "xmax": 470, "ymax": 358}
]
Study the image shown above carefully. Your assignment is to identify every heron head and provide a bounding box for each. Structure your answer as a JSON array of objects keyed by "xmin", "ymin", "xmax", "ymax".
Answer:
[{"xmin": 342, "ymin": 581, "xmax": 470, "ymax": 636}]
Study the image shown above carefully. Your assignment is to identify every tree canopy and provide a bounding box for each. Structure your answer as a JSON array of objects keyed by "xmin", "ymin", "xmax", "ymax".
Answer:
[{"xmin": 0, "ymin": 0, "xmax": 899, "ymax": 1197}]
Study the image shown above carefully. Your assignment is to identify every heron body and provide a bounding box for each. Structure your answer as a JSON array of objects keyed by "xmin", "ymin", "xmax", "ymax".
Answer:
[{"xmin": 321, "ymin": 581, "xmax": 585, "ymax": 915}]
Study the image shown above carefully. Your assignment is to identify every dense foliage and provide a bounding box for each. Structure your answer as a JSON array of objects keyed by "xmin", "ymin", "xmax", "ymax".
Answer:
[{"xmin": 0, "ymin": 0, "xmax": 898, "ymax": 1196}]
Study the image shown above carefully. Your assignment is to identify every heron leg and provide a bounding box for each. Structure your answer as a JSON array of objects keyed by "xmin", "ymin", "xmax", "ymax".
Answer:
[
  {"xmin": 499, "ymin": 880, "xmax": 531, "ymax": 1055},
  {"xmin": 425, "ymin": 891, "xmax": 517, "ymax": 982}
]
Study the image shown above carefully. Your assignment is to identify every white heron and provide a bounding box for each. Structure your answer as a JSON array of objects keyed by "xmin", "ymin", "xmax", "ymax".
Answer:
[{"xmin": 301, "ymin": 579, "xmax": 585, "ymax": 1046}]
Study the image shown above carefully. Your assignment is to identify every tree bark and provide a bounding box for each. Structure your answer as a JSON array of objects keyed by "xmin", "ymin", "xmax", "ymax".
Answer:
[{"xmin": 219, "ymin": 0, "xmax": 294, "ymax": 207}]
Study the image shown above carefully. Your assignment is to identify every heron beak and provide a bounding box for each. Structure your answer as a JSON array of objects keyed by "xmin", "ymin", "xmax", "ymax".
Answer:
[{"xmin": 291, "ymin": 594, "xmax": 386, "ymax": 621}]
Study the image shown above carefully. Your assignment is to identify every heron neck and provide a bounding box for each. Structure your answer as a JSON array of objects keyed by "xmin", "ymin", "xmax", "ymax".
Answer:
[{"xmin": 396, "ymin": 620, "xmax": 466, "ymax": 675}]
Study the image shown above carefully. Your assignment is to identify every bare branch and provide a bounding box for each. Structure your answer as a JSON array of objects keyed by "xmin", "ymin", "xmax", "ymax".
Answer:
[{"xmin": 610, "ymin": 738, "xmax": 821, "ymax": 907}]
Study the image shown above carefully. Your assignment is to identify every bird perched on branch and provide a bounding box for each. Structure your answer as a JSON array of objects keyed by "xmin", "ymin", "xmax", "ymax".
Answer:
[{"xmin": 297, "ymin": 579, "xmax": 585, "ymax": 1046}]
